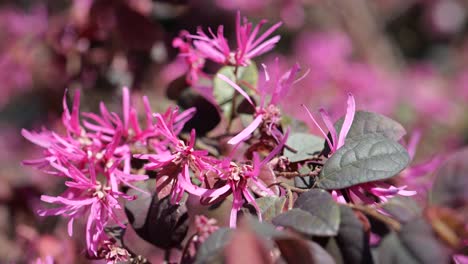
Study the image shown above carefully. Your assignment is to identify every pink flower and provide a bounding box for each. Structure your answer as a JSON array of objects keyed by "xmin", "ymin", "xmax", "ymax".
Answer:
[
  {"xmin": 302, "ymin": 93, "xmax": 356, "ymax": 155},
  {"xmin": 22, "ymin": 88, "xmax": 165, "ymax": 255},
  {"xmin": 186, "ymin": 12, "xmax": 282, "ymax": 66},
  {"xmin": 37, "ymin": 162, "xmax": 133, "ymax": 256},
  {"xmin": 331, "ymin": 183, "xmax": 416, "ymax": 205},
  {"xmin": 23, "ymin": 88, "xmax": 150, "ymax": 193},
  {"xmin": 142, "ymin": 109, "xmax": 213, "ymax": 204},
  {"xmin": 303, "ymin": 94, "xmax": 416, "ymax": 205},
  {"xmin": 181, "ymin": 131, "xmax": 288, "ymax": 227},
  {"xmin": 218, "ymin": 60, "xmax": 300, "ymax": 145},
  {"xmin": 173, "ymin": 31, "xmax": 207, "ymax": 85}
]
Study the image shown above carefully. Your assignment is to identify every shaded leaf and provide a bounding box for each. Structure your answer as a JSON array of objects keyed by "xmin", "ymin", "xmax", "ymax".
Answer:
[
  {"xmin": 225, "ymin": 228, "xmax": 272, "ymax": 264},
  {"xmin": 335, "ymin": 111, "xmax": 406, "ymax": 142},
  {"xmin": 378, "ymin": 232, "xmax": 418, "ymax": 264},
  {"xmin": 125, "ymin": 182, "xmax": 189, "ymax": 249},
  {"xmin": 240, "ymin": 216, "xmax": 287, "ymax": 239},
  {"xmin": 178, "ymin": 89, "xmax": 221, "ymax": 136},
  {"xmin": 335, "ymin": 206, "xmax": 373, "ymax": 264},
  {"xmin": 125, "ymin": 181, "xmax": 154, "ymax": 229},
  {"xmin": 276, "ymin": 238, "xmax": 335, "ymax": 264},
  {"xmin": 382, "ymin": 196, "xmax": 421, "ymax": 223},
  {"xmin": 294, "ymin": 166, "xmax": 315, "ymax": 189},
  {"xmin": 318, "ymin": 134, "xmax": 410, "ymax": 190},
  {"xmin": 378, "ymin": 218, "xmax": 452, "ymax": 264},
  {"xmin": 430, "ymin": 147, "xmax": 468, "ymax": 208},
  {"xmin": 166, "ymin": 75, "xmax": 189, "ymax": 100},
  {"xmin": 256, "ymin": 196, "xmax": 287, "ymax": 222},
  {"xmin": 272, "ymin": 190, "xmax": 340, "ymax": 236},
  {"xmin": 104, "ymin": 225, "xmax": 127, "ymax": 247},
  {"xmin": 284, "ymin": 133, "xmax": 324, "ymax": 162},
  {"xmin": 195, "ymin": 228, "xmax": 232, "ymax": 264}
]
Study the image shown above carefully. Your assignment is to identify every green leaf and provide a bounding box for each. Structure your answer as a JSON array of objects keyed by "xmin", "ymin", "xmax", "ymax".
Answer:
[
  {"xmin": 272, "ymin": 189, "xmax": 340, "ymax": 236},
  {"xmin": 318, "ymin": 134, "xmax": 410, "ymax": 190},
  {"xmin": 256, "ymin": 196, "xmax": 286, "ymax": 222},
  {"xmin": 335, "ymin": 111, "xmax": 406, "ymax": 142},
  {"xmin": 195, "ymin": 228, "xmax": 232, "ymax": 264},
  {"xmin": 284, "ymin": 132, "xmax": 324, "ymax": 162},
  {"xmin": 213, "ymin": 63, "xmax": 258, "ymax": 119},
  {"xmin": 430, "ymin": 147, "xmax": 468, "ymax": 207}
]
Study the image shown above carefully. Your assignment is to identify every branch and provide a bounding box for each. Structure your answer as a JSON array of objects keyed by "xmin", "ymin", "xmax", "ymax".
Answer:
[{"xmin": 347, "ymin": 204, "xmax": 401, "ymax": 232}]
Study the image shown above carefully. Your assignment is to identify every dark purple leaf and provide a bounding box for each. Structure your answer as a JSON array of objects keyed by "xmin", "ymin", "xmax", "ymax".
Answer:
[
  {"xmin": 275, "ymin": 238, "xmax": 335, "ymax": 264},
  {"xmin": 195, "ymin": 228, "xmax": 232, "ymax": 264},
  {"xmin": 318, "ymin": 134, "xmax": 410, "ymax": 190},
  {"xmin": 382, "ymin": 196, "xmax": 422, "ymax": 223},
  {"xmin": 378, "ymin": 218, "xmax": 453, "ymax": 264},
  {"xmin": 335, "ymin": 206, "xmax": 373, "ymax": 264},
  {"xmin": 430, "ymin": 147, "xmax": 468, "ymax": 208},
  {"xmin": 272, "ymin": 189, "xmax": 340, "ymax": 236},
  {"xmin": 125, "ymin": 181, "xmax": 189, "ymax": 249}
]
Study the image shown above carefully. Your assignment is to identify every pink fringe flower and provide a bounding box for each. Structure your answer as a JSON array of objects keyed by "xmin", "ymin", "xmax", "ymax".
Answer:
[
  {"xmin": 303, "ymin": 94, "xmax": 416, "ymax": 205},
  {"xmin": 181, "ymin": 131, "xmax": 288, "ymax": 227},
  {"xmin": 142, "ymin": 109, "xmax": 213, "ymax": 204},
  {"xmin": 37, "ymin": 162, "xmax": 134, "ymax": 255},
  {"xmin": 186, "ymin": 11, "xmax": 282, "ymax": 67},
  {"xmin": 218, "ymin": 60, "xmax": 301, "ymax": 145}
]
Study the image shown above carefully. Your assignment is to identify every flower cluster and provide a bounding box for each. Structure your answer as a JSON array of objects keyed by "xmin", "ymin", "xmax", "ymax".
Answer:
[
  {"xmin": 20, "ymin": 11, "xmax": 449, "ymax": 264},
  {"xmin": 22, "ymin": 88, "xmax": 195, "ymax": 256},
  {"xmin": 173, "ymin": 11, "xmax": 282, "ymax": 84}
]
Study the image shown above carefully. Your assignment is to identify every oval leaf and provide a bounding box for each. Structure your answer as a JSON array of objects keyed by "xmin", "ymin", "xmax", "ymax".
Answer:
[
  {"xmin": 272, "ymin": 189, "xmax": 340, "ymax": 236},
  {"xmin": 275, "ymin": 238, "xmax": 335, "ymax": 264},
  {"xmin": 318, "ymin": 134, "xmax": 410, "ymax": 190},
  {"xmin": 335, "ymin": 206, "xmax": 373, "ymax": 263},
  {"xmin": 125, "ymin": 185, "xmax": 189, "ymax": 249},
  {"xmin": 378, "ymin": 218, "xmax": 453, "ymax": 264},
  {"xmin": 335, "ymin": 111, "xmax": 406, "ymax": 142},
  {"xmin": 195, "ymin": 228, "xmax": 232, "ymax": 264},
  {"xmin": 256, "ymin": 196, "xmax": 287, "ymax": 222},
  {"xmin": 430, "ymin": 147, "xmax": 468, "ymax": 207}
]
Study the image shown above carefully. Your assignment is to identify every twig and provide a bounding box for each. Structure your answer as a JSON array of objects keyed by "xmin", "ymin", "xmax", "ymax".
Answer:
[
  {"xmin": 180, "ymin": 233, "xmax": 198, "ymax": 263},
  {"xmin": 347, "ymin": 204, "xmax": 401, "ymax": 232},
  {"xmin": 269, "ymin": 181, "xmax": 310, "ymax": 194},
  {"xmin": 226, "ymin": 66, "xmax": 240, "ymax": 133},
  {"xmin": 274, "ymin": 171, "xmax": 319, "ymax": 178}
]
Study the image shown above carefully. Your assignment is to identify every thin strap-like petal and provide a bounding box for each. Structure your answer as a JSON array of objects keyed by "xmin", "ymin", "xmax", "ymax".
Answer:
[
  {"xmin": 337, "ymin": 93, "xmax": 356, "ymax": 149},
  {"xmin": 228, "ymin": 114, "xmax": 263, "ymax": 145},
  {"xmin": 217, "ymin": 74, "xmax": 254, "ymax": 107},
  {"xmin": 319, "ymin": 108, "xmax": 337, "ymax": 152},
  {"xmin": 301, "ymin": 104, "xmax": 333, "ymax": 150}
]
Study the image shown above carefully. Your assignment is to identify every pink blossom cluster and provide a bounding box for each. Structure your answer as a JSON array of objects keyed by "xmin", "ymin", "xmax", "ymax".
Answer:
[
  {"xmin": 173, "ymin": 11, "xmax": 282, "ymax": 84},
  {"xmin": 21, "ymin": 87, "xmax": 190, "ymax": 256},
  {"xmin": 20, "ymin": 11, "xmax": 446, "ymax": 262}
]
